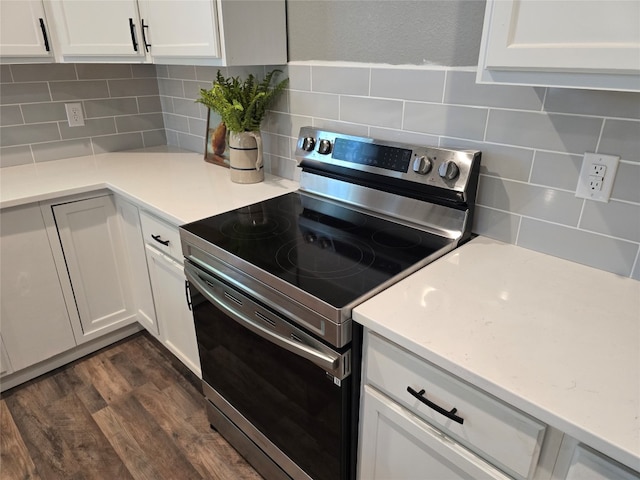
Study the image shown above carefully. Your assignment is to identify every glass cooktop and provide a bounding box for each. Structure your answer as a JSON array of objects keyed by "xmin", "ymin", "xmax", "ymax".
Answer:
[{"xmin": 182, "ymin": 192, "xmax": 452, "ymax": 308}]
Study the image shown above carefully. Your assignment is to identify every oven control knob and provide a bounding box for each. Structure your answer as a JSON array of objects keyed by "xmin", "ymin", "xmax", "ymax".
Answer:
[
  {"xmin": 412, "ymin": 156, "xmax": 432, "ymax": 175},
  {"xmin": 302, "ymin": 136, "xmax": 316, "ymax": 151},
  {"xmin": 438, "ymin": 160, "xmax": 459, "ymax": 181},
  {"xmin": 318, "ymin": 139, "xmax": 332, "ymax": 155}
]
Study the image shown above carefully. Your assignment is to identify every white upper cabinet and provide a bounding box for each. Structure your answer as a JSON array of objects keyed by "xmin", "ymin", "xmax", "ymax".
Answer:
[
  {"xmin": 39, "ymin": 0, "xmax": 286, "ymax": 65},
  {"xmin": 0, "ymin": 0, "xmax": 55, "ymax": 62},
  {"xmin": 43, "ymin": 0, "xmax": 146, "ymax": 61},
  {"xmin": 136, "ymin": 0, "xmax": 219, "ymax": 60},
  {"xmin": 477, "ymin": 0, "xmax": 640, "ymax": 92}
]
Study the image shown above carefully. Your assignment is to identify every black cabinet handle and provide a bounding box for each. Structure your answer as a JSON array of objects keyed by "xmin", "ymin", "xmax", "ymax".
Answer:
[
  {"xmin": 151, "ymin": 234, "xmax": 169, "ymax": 246},
  {"xmin": 141, "ymin": 19, "xmax": 151, "ymax": 52},
  {"xmin": 185, "ymin": 280, "xmax": 192, "ymax": 311},
  {"xmin": 129, "ymin": 18, "xmax": 138, "ymax": 52},
  {"xmin": 407, "ymin": 386, "xmax": 464, "ymax": 425},
  {"xmin": 39, "ymin": 18, "xmax": 50, "ymax": 52}
]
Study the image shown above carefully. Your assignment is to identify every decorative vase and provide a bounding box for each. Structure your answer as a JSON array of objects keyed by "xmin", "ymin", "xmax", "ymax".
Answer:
[{"xmin": 228, "ymin": 131, "xmax": 264, "ymax": 184}]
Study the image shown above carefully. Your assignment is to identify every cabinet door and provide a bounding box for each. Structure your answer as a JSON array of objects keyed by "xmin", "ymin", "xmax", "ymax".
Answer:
[
  {"xmin": 144, "ymin": 244, "xmax": 201, "ymax": 377},
  {"xmin": 43, "ymin": 0, "xmax": 146, "ymax": 60},
  {"xmin": 477, "ymin": 0, "xmax": 640, "ymax": 91},
  {"xmin": 137, "ymin": 0, "xmax": 219, "ymax": 59},
  {"xmin": 0, "ymin": 204, "xmax": 75, "ymax": 372},
  {"xmin": 52, "ymin": 195, "xmax": 137, "ymax": 341},
  {"xmin": 115, "ymin": 197, "xmax": 158, "ymax": 336},
  {"xmin": 358, "ymin": 386, "xmax": 510, "ymax": 480},
  {"xmin": 0, "ymin": 0, "xmax": 54, "ymax": 60}
]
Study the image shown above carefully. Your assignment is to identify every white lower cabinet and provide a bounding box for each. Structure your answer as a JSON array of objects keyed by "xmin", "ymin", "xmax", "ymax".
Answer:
[
  {"xmin": 551, "ymin": 437, "xmax": 640, "ymax": 480},
  {"xmin": 0, "ymin": 204, "xmax": 76, "ymax": 372},
  {"xmin": 359, "ymin": 330, "xmax": 549, "ymax": 480},
  {"xmin": 140, "ymin": 211, "xmax": 201, "ymax": 377},
  {"xmin": 359, "ymin": 385, "xmax": 510, "ymax": 480},
  {"xmin": 115, "ymin": 197, "xmax": 158, "ymax": 336},
  {"xmin": 41, "ymin": 193, "xmax": 137, "ymax": 343},
  {"xmin": 0, "ymin": 335, "xmax": 13, "ymax": 377}
]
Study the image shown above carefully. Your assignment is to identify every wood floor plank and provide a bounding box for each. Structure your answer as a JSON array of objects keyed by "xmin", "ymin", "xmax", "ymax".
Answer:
[
  {"xmin": 4, "ymin": 387, "xmax": 82, "ymax": 479},
  {"xmin": 74, "ymin": 352, "xmax": 132, "ymax": 404},
  {"xmin": 48, "ymin": 392, "xmax": 133, "ymax": 480},
  {"xmin": 92, "ymin": 405, "xmax": 163, "ymax": 480},
  {"xmin": 1, "ymin": 332, "xmax": 263, "ymax": 480},
  {"xmin": 135, "ymin": 382, "xmax": 262, "ymax": 480},
  {"xmin": 0, "ymin": 399, "xmax": 40, "ymax": 480},
  {"xmin": 104, "ymin": 390, "xmax": 204, "ymax": 480}
]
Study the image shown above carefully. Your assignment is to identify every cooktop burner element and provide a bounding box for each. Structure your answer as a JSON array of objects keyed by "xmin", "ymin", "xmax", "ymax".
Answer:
[{"xmin": 181, "ymin": 127, "xmax": 481, "ymax": 348}]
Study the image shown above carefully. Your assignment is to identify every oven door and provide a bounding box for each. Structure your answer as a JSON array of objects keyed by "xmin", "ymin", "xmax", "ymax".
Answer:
[{"xmin": 184, "ymin": 260, "xmax": 355, "ymax": 480}]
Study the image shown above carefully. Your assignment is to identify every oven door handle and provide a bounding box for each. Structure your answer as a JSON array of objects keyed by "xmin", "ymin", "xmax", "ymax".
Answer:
[{"xmin": 185, "ymin": 264, "xmax": 343, "ymax": 375}]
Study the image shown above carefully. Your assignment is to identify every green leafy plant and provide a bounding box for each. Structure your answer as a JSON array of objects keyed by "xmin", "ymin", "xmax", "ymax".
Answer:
[{"xmin": 196, "ymin": 69, "xmax": 288, "ymax": 133}]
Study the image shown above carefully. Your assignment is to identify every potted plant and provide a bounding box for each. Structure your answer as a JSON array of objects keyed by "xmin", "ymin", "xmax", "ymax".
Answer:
[{"xmin": 197, "ymin": 69, "xmax": 288, "ymax": 184}]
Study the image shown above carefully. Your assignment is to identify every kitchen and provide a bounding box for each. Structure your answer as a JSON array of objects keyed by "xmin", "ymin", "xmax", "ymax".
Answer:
[{"xmin": 1, "ymin": 1, "xmax": 639, "ymax": 479}]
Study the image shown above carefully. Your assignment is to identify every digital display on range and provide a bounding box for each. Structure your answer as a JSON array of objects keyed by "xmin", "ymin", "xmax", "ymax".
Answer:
[{"xmin": 332, "ymin": 138, "xmax": 411, "ymax": 173}]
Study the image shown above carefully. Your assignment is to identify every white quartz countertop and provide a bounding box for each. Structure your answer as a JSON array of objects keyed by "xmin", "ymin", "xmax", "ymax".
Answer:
[
  {"xmin": 354, "ymin": 235, "xmax": 640, "ymax": 471},
  {"xmin": 0, "ymin": 146, "xmax": 298, "ymax": 224},
  {"xmin": 2, "ymin": 150, "xmax": 638, "ymax": 471}
]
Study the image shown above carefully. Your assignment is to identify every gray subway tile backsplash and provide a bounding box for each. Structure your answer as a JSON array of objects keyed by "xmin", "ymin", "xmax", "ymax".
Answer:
[
  {"xmin": 529, "ymin": 151, "xmax": 582, "ymax": 191},
  {"xmin": 1, "ymin": 62, "xmax": 639, "ymax": 280},
  {"xmin": 32, "ymin": 138, "xmax": 93, "ymax": 163},
  {"xmin": 486, "ymin": 109, "xmax": 602, "ymax": 153},
  {"xmin": 544, "ymin": 88, "xmax": 640, "ymax": 120},
  {"xmin": 404, "ymin": 102, "xmax": 488, "ymax": 140},
  {"xmin": 371, "ymin": 68, "xmax": 444, "ymax": 103},
  {"xmin": 1, "ymin": 82, "xmax": 51, "ymax": 105},
  {"xmin": 477, "ymin": 175, "xmax": 584, "ymax": 226},
  {"xmin": 50, "ymin": 80, "xmax": 110, "ymax": 101},
  {"xmin": 1, "ymin": 122, "xmax": 61, "ymax": 147},
  {"xmin": 580, "ymin": 200, "xmax": 640, "ymax": 243},
  {"xmin": 312, "ymin": 66, "xmax": 369, "ymax": 95},
  {"xmin": 598, "ymin": 119, "xmax": 640, "ymax": 163},
  {"xmin": 517, "ymin": 218, "xmax": 638, "ymax": 277},
  {"xmin": 0, "ymin": 105, "xmax": 24, "ymax": 126},
  {"xmin": 21, "ymin": 102, "xmax": 68, "ymax": 123},
  {"xmin": 340, "ymin": 96, "xmax": 403, "ymax": 128},
  {"xmin": 445, "ymin": 71, "xmax": 545, "ymax": 111}
]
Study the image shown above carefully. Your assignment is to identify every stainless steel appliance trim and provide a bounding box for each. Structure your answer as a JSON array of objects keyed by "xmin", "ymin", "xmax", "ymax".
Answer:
[
  {"xmin": 203, "ymin": 381, "xmax": 313, "ymax": 480},
  {"xmin": 299, "ymin": 174, "xmax": 467, "ymax": 240},
  {"xmin": 186, "ymin": 260, "xmax": 351, "ymax": 379},
  {"xmin": 181, "ymin": 227, "xmax": 353, "ymax": 347},
  {"xmin": 295, "ymin": 126, "xmax": 479, "ymax": 193}
]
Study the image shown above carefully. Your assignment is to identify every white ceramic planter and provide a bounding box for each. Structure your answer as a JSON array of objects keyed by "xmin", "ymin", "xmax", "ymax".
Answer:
[{"xmin": 228, "ymin": 131, "xmax": 264, "ymax": 184}]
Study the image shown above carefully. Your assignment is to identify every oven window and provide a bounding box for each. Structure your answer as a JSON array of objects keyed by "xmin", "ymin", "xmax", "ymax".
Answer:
[{"xmin": 191, "ymin": 288, "xmax": 352, "ymax": 480}]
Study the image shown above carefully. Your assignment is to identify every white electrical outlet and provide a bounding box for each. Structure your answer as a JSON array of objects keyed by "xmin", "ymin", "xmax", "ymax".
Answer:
[
  {"xmin": 575, "ymin": 152, "xmax": 619, "ymax": 202},
  {"xmin": 65, "ymin": 102, "xmax": 85, "ymax": 127}
]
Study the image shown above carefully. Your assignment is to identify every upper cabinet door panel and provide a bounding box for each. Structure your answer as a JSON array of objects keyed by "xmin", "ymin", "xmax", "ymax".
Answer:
[
  {"xmin": 0, "ymin": 0, "xmax": 53, "ymax": 59},
  {"xmin": 478, "ymin": 0, "xmax": 640, "ymax": 91},
  {"xmin": 44, "ymin": 0, "xmax": 145, "ymax": 58},
  {"xmin": 137, "ymin": 0, "xmax": 220, "ymax": 58}
]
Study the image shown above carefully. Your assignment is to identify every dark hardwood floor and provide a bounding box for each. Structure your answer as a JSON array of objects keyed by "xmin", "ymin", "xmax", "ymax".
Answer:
[{"xmin": 0, "ymin": 332, "xmax": 263, "ymax": 480}]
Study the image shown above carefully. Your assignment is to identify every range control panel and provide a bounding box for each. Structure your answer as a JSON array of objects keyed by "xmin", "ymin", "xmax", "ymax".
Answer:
[{"xmin": 295, "ymin": 127, "xmax": 481, "ymax": 193}]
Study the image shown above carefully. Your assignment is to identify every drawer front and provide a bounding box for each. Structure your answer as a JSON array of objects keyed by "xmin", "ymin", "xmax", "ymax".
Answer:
[
  {"xmin": 365, "ymin": 332, "xmax": 546, "ymax": 480},
  {"xmin": 140, "ymin": 211, "xmax": 182, "ymax": 261}
]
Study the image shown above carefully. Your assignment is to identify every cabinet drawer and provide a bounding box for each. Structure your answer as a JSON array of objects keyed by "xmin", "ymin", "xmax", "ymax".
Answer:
[
  {"xmin": 140, "ymin": 211, "xmax": 182, "ymax": 261},
  {"xmin": 365, "ymin": 332, "xmax": 546, "ymax": 480}
]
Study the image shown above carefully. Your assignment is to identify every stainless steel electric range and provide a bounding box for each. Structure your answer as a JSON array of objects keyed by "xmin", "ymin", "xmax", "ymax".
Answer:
[{"xmin": 180, "ymin": 127, "xmax": 481, "ymax": 480}]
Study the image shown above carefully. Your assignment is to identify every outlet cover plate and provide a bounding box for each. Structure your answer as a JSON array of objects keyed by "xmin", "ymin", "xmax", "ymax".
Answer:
[{"xmin": 575, "ymin": 152, "xmax": 619, "ymax": 202}]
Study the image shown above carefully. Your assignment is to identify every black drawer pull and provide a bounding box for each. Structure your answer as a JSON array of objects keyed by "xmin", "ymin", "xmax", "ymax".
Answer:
[
  {"xmin": 129, "ymin": 18, "xmax": 138, "ymax": 52},
  {"xmin": 151, "ymin": 234, "xmax": 169, "ymax": 246},
  {"xmin": 407, "ymin": 386, "xmax": 464, "ymax": 425},
  {"xmin": 39, "ymin": 18, "xmax": 50, "ymax": 52}
]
